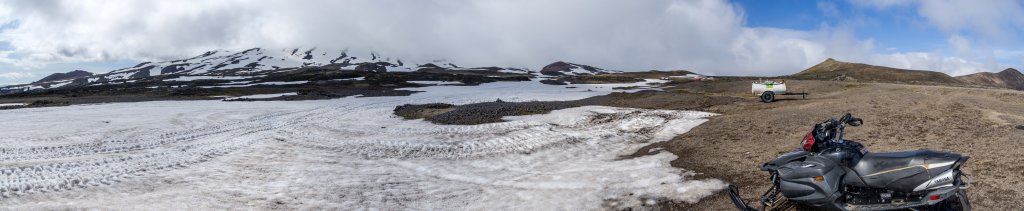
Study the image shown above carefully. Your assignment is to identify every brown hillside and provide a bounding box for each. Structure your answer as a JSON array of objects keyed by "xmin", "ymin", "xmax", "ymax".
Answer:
[
  {"xmin": 955, "ymin": 68, "xmax": 1024, "ymax": 90},
  {"xmin": 792, "ymin": 58, "xmax": 962, "ymax": 85}
]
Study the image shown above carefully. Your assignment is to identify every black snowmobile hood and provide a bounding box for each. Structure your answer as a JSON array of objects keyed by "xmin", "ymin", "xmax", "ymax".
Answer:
[{"xmin": 762, "ymin": 150, "xmax": 809, "ymax": 171}]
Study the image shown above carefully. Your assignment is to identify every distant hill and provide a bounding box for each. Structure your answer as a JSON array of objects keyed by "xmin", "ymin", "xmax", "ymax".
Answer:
[
  {"xmin": 792, "ymin": 58, "xmax": 962, "ymax": 85},
  {"xmin": 35, "ymin": 70, "xmax": 93, "ymax": 83},
  {"xmin": 955, "ymin": 68, "xmax": 1024, "ymax": 90},
  {"xmin": 539, "ymin": 61, "xmax": 619, "ymax": 76}
]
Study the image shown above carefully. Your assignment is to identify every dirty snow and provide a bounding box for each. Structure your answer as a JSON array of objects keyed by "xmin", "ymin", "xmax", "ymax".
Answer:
[
  {"xmin": 199, "ymin": 81, "xmax": 306, "ymax": 88},
  {"xmin": 219, "ymin": 80, "xmax": 254, "ymax": 85},
  {"xmin": 166, "ymin": 76, "xmax": 251, "ymax": 81},
  {"xmin": 198, "ymin": 84, "xmax": 252, "ymax": 88},
  {"xmin": 48, "ymin": 80, "xmax": 74, "ymax": 88},
  {"xmin": 224, "ymin": 92, "xmax": 298, "ymax": 100},
  {"xmin": 0, "ymin": 80, "xmax": 725, "ymax": 210},
  {"xmin": 249, "ymin": 81, "xmax": 307, "ymax": 86},
  {"xmin": 333, "ymin": 77, "xmax": 365, "ymax": 81},
  {"xmin": 407, "ymin": 80, "xmax": 463, "ymax": 85}
]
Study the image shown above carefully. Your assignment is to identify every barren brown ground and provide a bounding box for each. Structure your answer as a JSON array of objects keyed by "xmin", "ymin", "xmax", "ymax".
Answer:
[{"xmin": 629, "ymin": 80, "xmax": 1024, "ymax": 210}]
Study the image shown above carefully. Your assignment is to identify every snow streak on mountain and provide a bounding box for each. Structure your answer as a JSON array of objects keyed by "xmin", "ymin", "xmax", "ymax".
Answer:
[{"xmin": 0, "ymin": 48, "xmax": 533, "ymax": 92}]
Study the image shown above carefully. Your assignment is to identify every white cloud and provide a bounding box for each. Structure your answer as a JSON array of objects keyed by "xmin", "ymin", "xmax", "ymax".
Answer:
[
  {"xmin": 869, "ymin": 52, "xmax": 993, "ymax": 76},
  {"xmin": 0, "ymin": 71, "xmax": 32, "ymax": 80},
  {"xmin": 0, "ymin": 0, "xmax": 1008, "ymax": 78},
  {"xmin": 0, "ymin": 71, "xmax": 34, "ymax": 85},
  {"xmin": 916, "ymin": 0, "xmax": 1024, "ymax": 41},
  {"xmin": 947, "ymin": 35, "xmax": 971, "ymax": 56},
  {"xmin": 817, "ymin": 1, "xmax": 841, "ymax": 18},
  {"xmin": 847, "ymin": 0, "xmax": 917, "ymax": 9},
  {"xmin": 848, "ymin": 0, "xmax": 1023, "ymax": 75}
]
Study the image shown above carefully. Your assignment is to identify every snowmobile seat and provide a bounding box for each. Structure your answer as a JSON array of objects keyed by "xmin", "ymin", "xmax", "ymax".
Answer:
[{"xmin": 851, "ymin": 150, "xmax": 962, "ymax": 192}]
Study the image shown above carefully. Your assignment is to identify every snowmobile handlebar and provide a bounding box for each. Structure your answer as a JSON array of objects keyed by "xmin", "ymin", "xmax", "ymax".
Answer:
[
  {"xmin": 838, "ymin": 113, "xmax": 863, "ymax": 127},
  {"xmin": 818, "ymin": 113, "xmax": 863, "ymax": 143},
  {"xmin": 823, "ymin": 113, "xmax": 862, "ymax": 129}
]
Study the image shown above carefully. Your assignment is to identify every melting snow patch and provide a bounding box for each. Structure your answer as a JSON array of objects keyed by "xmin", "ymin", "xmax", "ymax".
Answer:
[
  {"xmin": 165, "ymin": 76, "xmax": 251, "ymax": 81},
  {"xmin": 332, "ymin": 77, "xmax": 365, "ymax": 81},
  {"xmin": 407, "ymin": 80, "xmax": 463, "ymax": 85},
  {"xmin": 219, "ymin": 80, "xmax": 253, "ymax": 85},
  {"xmin": 224, "ymin": 92, "xmax": 297, "ymax": 100},
  {"xmin": 199, "ymin": 81, "xmax": 306, "ymax": 88},
  {"xmin": 49, "ymin": 80, "xmax": 74, "ymax": 88},
  {"xmin": 249, "ymin": 81, "xmax": 307, "ymax": 86},
  {"xmin": 0, "ymin": 103, "xmax": 27, "ymax": 107},
  {"xmin": 198, "ymin": 84, "xmax": 252, "ymax": 88}
]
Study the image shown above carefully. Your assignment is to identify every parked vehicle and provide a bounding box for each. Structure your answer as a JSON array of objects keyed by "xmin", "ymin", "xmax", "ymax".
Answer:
[
  {"xmin": 752, "ymin": 80, "xmax": 807, "ymax": 103},
  {"xmin": 729, "ymin": 113, "xmax": 971, "ymax": 211}
]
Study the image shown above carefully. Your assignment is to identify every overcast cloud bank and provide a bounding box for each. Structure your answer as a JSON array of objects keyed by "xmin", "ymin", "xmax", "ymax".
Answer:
[{"xmin": 0, "ymin": 0, "xmax": 1021, "ymax": 84}]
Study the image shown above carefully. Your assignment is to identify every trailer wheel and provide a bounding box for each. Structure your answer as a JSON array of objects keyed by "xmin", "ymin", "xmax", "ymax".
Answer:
[{"xmin": 761, "ymin": 91, "xmax": 775, "ymax": 103}]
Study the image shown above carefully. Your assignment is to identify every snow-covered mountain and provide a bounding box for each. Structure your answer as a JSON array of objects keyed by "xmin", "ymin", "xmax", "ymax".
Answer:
[
  {"xmin": 102, "ymin": 47, "xmax": 509, "ymax": 80},
  {"xmin": 1, "ymin": 48, "xmax": 533, "ymax": 93},
  {"xmin": 539, "ymin": 61, "xmax": 620, "ymax": 76}
]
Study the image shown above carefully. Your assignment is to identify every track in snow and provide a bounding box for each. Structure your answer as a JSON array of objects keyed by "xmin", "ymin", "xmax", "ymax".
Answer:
[{"xmin": 0, "ymin": 80, "xmax": 726, "ymax": 209}]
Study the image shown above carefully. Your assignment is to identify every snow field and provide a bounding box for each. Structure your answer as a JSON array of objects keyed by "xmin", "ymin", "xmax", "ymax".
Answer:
[{"xmin": 0, "ymin": 80, "xmax": 725, "ymax": 209}]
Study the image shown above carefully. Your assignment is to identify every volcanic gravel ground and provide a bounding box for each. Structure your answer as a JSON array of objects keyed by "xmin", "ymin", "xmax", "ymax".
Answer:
[{"xmin": 656, "ymin": 80, "xmax": 1024, "ymax": 210}]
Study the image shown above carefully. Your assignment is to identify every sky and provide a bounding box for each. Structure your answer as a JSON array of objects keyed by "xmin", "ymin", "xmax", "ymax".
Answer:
[{"xmin": 0, "ymin": 0, "xmax": 1023, "ymax": 85}]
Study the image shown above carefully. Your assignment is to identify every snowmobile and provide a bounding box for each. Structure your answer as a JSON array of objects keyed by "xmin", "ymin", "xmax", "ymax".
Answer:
[{"xmin": 729, "ymin": 113, "xmax": 971, "ymax": 210}]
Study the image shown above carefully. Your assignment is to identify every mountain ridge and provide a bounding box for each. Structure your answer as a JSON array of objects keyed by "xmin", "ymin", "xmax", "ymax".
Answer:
[
  {"xmin": 0, "ymin": 47, "xmax": 533, "ymax": 93},
  {"xmin": 35, "ymin": 70, "xmax": 93, "ymax": 83},
  {"xmin": 792, "ymin": 58, "xmax": 963, "ymax": 85},
  {"xmin": 955, "ymin": 68, "xmax": 1024, "ymax": 90}
]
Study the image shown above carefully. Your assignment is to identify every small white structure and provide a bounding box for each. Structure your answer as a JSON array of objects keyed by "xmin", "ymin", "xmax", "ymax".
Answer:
[
  {"xmin": 752, "ymin": 80, "xmax": 788, "ymax": 96},
  {"xmin": 751, "ymin": 79, "xmax": 806, "ymax": 103}
]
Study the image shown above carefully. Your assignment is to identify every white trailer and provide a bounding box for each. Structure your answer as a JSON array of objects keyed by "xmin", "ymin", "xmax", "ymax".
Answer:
[{"xmin": 752, "ymin": 80, "xmax": 808, "ymax": 103}]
